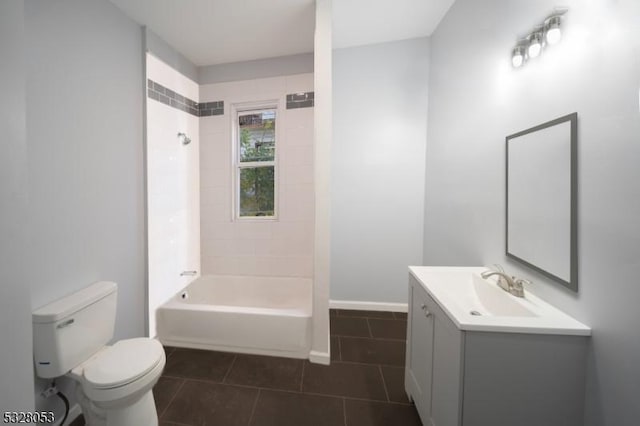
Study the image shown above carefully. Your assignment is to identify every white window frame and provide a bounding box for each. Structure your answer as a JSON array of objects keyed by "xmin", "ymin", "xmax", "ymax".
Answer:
[{"xmin": 231, "ymin": 100, "xmax": 280, "ymax": 221}]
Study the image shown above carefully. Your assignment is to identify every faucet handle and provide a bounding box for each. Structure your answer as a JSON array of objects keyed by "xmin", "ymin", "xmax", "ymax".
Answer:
[
  {"xmin": 511, "ymin": 278, "xmax": 530, "ymax": 297},
  {"xmin": 513, "ymin": 278, "xmax": 531, "ymax": 288}
]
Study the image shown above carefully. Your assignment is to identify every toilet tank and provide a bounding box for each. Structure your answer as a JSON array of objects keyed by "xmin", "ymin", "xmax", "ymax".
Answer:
[{"xmin": 33, "ymin": 281, "xmax": 117, "ymax": 378}]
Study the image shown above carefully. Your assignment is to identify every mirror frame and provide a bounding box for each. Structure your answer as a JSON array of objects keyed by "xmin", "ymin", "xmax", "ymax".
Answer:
[{"xmin": 506, "ymin": 112, "xmax": 578, "ymax": 291}]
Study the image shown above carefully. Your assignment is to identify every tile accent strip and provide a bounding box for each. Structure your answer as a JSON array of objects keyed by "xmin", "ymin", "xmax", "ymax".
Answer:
[
  {"xmin": 198, "ymin": 101, "xmax": 224, "ymax": 117},
  {"xmin": 147, "ymin": 79, "xmax": 224, "ymax": 117},
  {"xmin": 286, "ymin": 91, "xmax": 314, "ymax": 109},
  {"xmin": 147, "ymin": 79, "xmax": 199, "ymax": 116}
]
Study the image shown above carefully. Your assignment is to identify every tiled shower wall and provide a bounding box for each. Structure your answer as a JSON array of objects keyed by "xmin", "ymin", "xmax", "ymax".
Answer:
[
  {"xmin": 200, "ymin": 74, "xmax": 315, "ymax": 277},
  {"xmin": 146, "ymin": 54, "xmax": 201, "ymax": 335}
]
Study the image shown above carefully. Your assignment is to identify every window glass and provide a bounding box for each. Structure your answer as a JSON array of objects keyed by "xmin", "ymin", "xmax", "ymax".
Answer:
[
  {"xmin": 239, "ymin": 111, "xmax": 275, "ymax": 162},
  {"xmin": 235, "ymin": 108, "xmax": 277, "ymax": 219},
  {"xmin": 239, "ymin": 166, "xmax": 275, "ymax": 217}
]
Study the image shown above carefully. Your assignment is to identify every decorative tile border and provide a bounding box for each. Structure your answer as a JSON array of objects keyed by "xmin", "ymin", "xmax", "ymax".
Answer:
[
  {"xmin": 199, "ymin": 101, "xmax": 224, "ymax": 117},
  {"xmin": 286, "ymin": 92, "xmax": 314, "ymax": 109},
  {"xmin": 147, "ymin": 79, "xmax": 198, "ymax": 116},
  {"xmin": 148, "ymin": 80, "xmax": 312, "ymax": 114},
  {"xmin": 147, "ymin": 79, "xmax": 224, "ymax": 117}
]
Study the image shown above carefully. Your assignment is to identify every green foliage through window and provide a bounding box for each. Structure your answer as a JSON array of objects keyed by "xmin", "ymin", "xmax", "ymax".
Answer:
[
  {"xmin": 237, "ymin": 109, "xmax": 276, "ymax": 217},
  {"xmin": 239, "ymin": 167, "xmax": 274, "ymax": 217},
  {"xmin": 239, "ymin": 112, "xmax": 275, "ymax": 162}
]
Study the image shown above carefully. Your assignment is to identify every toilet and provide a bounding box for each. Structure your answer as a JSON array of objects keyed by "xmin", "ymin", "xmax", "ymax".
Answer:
[{"xmin": 32, "ymin": 281, "xmax": 166, "ymax": 426}]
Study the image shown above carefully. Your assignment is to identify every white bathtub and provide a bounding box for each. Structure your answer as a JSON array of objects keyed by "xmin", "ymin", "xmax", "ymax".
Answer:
[{"xmin": 156, "ymin": 275, "xmax": 312, "ymax": 358}]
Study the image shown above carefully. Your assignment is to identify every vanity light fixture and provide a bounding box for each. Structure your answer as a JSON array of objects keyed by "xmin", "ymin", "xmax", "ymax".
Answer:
[{"xmin": 511, "ymin": 8, "xmax": 567, "ymax": 69}]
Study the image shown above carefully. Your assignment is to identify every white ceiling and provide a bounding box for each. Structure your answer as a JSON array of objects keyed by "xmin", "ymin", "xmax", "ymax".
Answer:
[
  {"xmin": 333, "ymin": 0, "xmax": 456, "ymax": 49},
  {"xmin": 109, "ymin": 0, "xmax": 455, "ymax": 66},
  {"xmin": 109, "ymin": 0, "xmax": 316, "ymax": 66}
]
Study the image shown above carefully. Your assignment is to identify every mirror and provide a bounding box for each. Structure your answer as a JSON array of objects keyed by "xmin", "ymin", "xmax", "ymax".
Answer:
[{"xmin": 506, "ymin": 113, "xmax": 578, "ymax": 291}]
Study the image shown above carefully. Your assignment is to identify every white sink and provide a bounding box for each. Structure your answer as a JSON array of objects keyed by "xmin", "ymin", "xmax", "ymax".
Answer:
[
  {"xmin": 409, "ymin": 266, "xmax": 590, "ymax": 335},
  {"xmin": 462, "ymin": 273, "xmax": 537, "ymax": 317}
]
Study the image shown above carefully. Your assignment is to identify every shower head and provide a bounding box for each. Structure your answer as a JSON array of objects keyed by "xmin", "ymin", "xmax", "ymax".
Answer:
[{"xmin": 177, "ymin": 132, "xmax": 191, "ymax": 145}]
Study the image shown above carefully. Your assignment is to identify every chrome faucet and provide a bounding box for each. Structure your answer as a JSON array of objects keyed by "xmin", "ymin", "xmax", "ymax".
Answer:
[{"xmin": 480, "ymin": 265, "xmax": 528, "ymax": 298}]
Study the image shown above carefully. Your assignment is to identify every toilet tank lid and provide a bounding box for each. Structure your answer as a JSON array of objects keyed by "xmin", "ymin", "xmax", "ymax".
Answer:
[{"xmin": 33, "ymin": 281, "xmax": 117, "ymax": 324}]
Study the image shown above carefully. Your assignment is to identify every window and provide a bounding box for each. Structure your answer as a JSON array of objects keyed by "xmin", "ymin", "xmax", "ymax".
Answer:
[{"xmin": 235, "ymin": 107, "xmax": 277, "ymax": 218}]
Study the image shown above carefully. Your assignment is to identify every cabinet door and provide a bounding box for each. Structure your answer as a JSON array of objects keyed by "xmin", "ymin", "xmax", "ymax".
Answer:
[
  {"xmin": 407, "ymin": 278, "xmax": 435, "ymax": 422},
  {"xmin": 431, "ymin": 311, "xmax": 463, "ymax": 426}
]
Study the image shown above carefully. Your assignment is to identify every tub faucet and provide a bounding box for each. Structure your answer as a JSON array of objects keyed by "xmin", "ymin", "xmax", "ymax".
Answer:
[{"xmin": 480, "ymin": 265, "xmax": 527, "ymax": 298}]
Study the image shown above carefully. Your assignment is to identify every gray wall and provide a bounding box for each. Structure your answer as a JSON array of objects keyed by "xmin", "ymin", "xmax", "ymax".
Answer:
[
  {"xmin": 425, "ymin": 1, "xmax": 640, "ymax": 424},
  {"xmin": 199, "ymin": 52, "xmax": 314, "ymax": 84},
  {"xmin": 0, "ymin": 0, "xmax": 35, "ymax": 412},
  {"xmin": 331, "ymin": 38, "xmax": 429, "ymax": 304},
  {"xmin": 25, "ymin": 0, "xmax": 146, "ymax": 412},
  {"xmin": 145, "ymin": 27, "xmax": 199, "ymax": 83}
]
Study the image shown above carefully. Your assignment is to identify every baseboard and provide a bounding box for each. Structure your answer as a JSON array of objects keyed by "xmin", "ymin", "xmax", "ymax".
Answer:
[
  {"xmin": 308, "ymin": 332, "xmax": 331, "ymax": 365},
  {"xmin": 329, "ymin": 299, "xmax": 408, "ymax": 313},
  {"xmin": 309, "ymin": 350, "xmax": 330, "ymax": 365}
]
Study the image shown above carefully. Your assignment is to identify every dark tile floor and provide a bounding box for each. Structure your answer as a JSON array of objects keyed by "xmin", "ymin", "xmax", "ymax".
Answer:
[{"xmin": 71, "ymin": 309, "xmax": 420, "ymax": 426}]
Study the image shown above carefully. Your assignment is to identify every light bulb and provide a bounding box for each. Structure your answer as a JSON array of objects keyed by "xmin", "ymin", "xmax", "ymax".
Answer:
[
  {"xmin": 546, "ymin": 17, "xmax": 562, "ymax": 45},
  {"xmin": 547, "ymin": 27, "xmax": 561, "ymax": 44},
  {"xmin": 528, "ymin": 33, "xmax": 542, "ymax": 58},
  {"xmin": 511, "ymin": 46, "xmax": 525, "ymax": 68},
  {"xmin": 528, "ymin": 42, "xmax": 541, "ymax": 58},
  {"xmin": 512, "ymin": 54, "xmax": 524, "ymax": 68}
]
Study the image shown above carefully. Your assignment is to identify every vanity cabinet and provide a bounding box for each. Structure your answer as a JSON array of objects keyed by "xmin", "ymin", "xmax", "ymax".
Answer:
[{"xmin": 405, "ymin": 275, "xmax": 588, "ymax": 426}]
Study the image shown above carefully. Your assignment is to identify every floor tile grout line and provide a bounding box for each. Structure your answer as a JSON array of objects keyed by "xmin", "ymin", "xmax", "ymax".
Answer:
[
  {"xmin": 162, "ymin": 357, "xmax": 405, "ymax": 381},
  {"xmin": 343, "ymin": 396, "xmax": 415, "ymax": 407},
  {"xmin": 247, "ymin": 388, "xmax": 261, "ymax": 426},
  {"xmin": 299, "ymin": 359, "xmax": 306, "ymax": 392},
  {"xmin": 333, "ymin": 310, "xmax": 400, "ymax": 320},
  {"xmin": 333, "ymin": 360, "xmax": 405, "ymax": 368},
  {"xmin": 162, "ymin": 373, "xmax": 226, "ymax": 384},
  {"xmin": 161, "ymin": 376, "xmax": 337, "ymax": 397},
  {"xmin": 378, "ymin": 365, "xmax": 391, "ymax": 403},
  {"xmin": 163, "ymin": 360, "xmax": 406, "ymax": 383},
  {"xmin": 337, "ymin": 336, "xmax": 342, "ymax": 361},
  {"xmin": 159, "ymin": 378, "xmax": 187, "ymax": 421},
  {"xmin": 301, "ymin": 391, "xmax": 391, "ymax": 404},
  {"xmin": 342, "ymin": 397, "xmax": 348, "ymax": 426},
  {"xmin": 160, "ymin": 375, "xmax": 411, "ymax": 405},
  {"xmin": 221, "ymin": 354, "xmax": 238, "ymax": 384},
  {"xmin": 175, "ymin": 376, "xmax": 300, "ymax": 394},
  {"xmin": 366, "ymin": 318, "xmax": 373, "ymax": 338},
  {"xmin": 330, "ymin": 334, "xmax": 406, "ymax": 342}
]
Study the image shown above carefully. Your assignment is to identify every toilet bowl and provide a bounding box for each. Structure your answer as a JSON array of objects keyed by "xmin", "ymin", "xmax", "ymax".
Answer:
[
  {"xmin": 69, "ymin": 338, "xmax": 166, "ymax": 426},
  {"xmin": 32, "ymin": 282, "xmax": 166, "ymax": 426}
]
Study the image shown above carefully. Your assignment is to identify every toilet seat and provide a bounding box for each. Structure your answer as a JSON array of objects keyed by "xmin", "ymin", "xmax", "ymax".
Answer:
[{"xmin": 82, "ymin": 338, "xmax": 164, "ymax": 390}]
